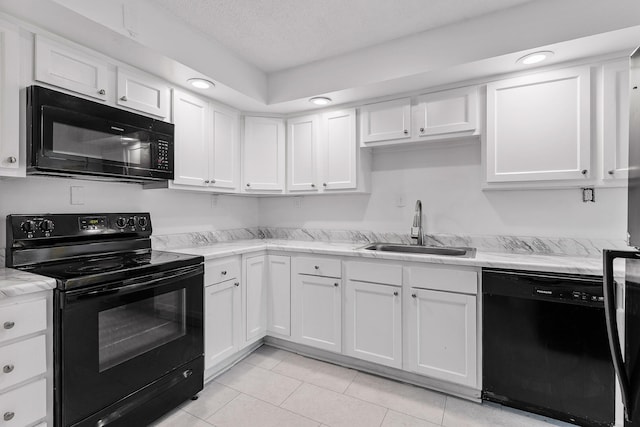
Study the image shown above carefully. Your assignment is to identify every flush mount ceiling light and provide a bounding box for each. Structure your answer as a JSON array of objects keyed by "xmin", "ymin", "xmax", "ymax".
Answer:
[
  {"xmin": 309, "ymin": 96, "xmax": 332, "ymax": 106},
  {"xmin": 516, "ymin": 51, "xmax": 554, "ymax": 65},
  {"xmin": 187, "ymin": 78, "xmax": 215, "ymax": 89}
]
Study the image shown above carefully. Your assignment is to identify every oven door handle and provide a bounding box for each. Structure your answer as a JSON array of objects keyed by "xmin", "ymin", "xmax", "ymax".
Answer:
[{"xmin": 68, "ymin": 265, "xmax": 203, "ymax": 301}]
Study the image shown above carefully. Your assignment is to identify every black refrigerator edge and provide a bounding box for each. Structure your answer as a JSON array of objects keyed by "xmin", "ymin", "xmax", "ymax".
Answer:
[{"xmin": 604, "ymin": 44, "xmax": 640, "ymax": 427}]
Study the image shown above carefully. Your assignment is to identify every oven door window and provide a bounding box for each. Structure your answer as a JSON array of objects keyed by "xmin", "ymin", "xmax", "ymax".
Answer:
[
  {"xmin": 98, "ymin": 289, "xmax": 186, "ymax": 372},
  {"xmin": 41, "ymin": 105, "xmax": 155, "ymax": 170}
]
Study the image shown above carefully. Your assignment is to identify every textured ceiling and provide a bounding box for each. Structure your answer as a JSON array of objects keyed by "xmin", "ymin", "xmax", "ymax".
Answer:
[{"xmin": 153, "ymin": 0, "xmax": 535, "ymax": 73}]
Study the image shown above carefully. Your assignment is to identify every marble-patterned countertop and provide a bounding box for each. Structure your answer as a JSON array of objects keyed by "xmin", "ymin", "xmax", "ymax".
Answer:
[
  {"xmin": 171, "ymin": 239, "xmax": 607, "ymax": 276},
  {"xmin": 0, "ymin": 267, "xmax": 57, "ymax": 299}
]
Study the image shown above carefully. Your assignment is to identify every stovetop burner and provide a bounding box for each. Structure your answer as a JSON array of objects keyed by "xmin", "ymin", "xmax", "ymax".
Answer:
[{"xmin": 65, "ymin": 260, "xmax": 125, "ymax": 275}]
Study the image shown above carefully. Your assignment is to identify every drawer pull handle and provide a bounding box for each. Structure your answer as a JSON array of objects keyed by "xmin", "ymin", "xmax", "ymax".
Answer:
[
  {"xmin": 2, "ymin": 364, "xmax": 14, "ymax": 374},
  {"xmin": 3, "ymin": 412, "xmax": 14, "ymax": 421},
  {"xmin": 98, "ymin": 89, "xmax": 106, "ymax": 95},
  {"xmin": 334, "ymin": 282, "xmax": 339, "ymax": 287},
  {"xmin": 314, "ymin": 265, "xmax": 319, "ymax": 270},
  {"xmin": 581, "ymin": 169, "xmax": 588, "ymax": 175},
  {"xmin": 411, "ymin": 293, "xmax": 417, "ymax": 298},
  {"xmin": 120, "ymin": 95, "xmax": 128, "ymax": 101},
  {"xmin": 393, "ymin": 291, "xmax": 399, "ymax": 296},
  {"xmin": 3, "ymin": 321, "xmax": 14, "ymax": 330},
  {"xmin": 221, "ymin": 270, "xmax": 227, "ymax": 275},
  {"xmin": 234, "ymin": 282, "xmax": 240, "ymax": 287}
]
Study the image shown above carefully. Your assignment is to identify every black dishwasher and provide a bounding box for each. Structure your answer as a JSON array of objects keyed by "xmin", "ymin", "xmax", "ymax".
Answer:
[{"xmin": 482, "ymin": 269, "xmax": 615, "ymax": 427}]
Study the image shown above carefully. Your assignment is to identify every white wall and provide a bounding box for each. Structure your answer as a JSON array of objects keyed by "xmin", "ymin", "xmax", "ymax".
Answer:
[
  {"xmin": 0, "ymin": 176, "xmax": 259, "ymax": 245},
  {"xmin": 259, "ymin": 142, "xmax": 627, "ymax": 240}
]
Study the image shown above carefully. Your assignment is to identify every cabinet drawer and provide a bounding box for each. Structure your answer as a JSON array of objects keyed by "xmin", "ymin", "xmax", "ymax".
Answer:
[
  {"xmin": 0, "ymin": 298, "xmax": 47, "ymax": 344},
  {"xmin": 0, "ymin": 335, "xmax": 46, "ymax": 391},
  {"xmin": 0, "ymin": 378, "xmax": 47, "ymax": 426},
  {"xmin": 345, "ymin": 261, "xmax": 401, "ymax": 286},
  {"xmin": 205, "ymin": 257, "xmax": 241, "ymax": 285},
  {"xmin": 294, "ymin": 257, "xmax": 341, "ymax": 278},
  {"xmin": 406, "ymin": 265, "xmax": 477, "ymax": 294}
]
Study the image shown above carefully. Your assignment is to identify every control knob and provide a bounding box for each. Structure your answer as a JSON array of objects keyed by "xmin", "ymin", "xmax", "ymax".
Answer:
[
  {"xmin": 127, "ymin": 217, "xmax": 136, "ymax": 227},
  {"xmin": 40, "ymin": 219, "xmax": 54, "ymax": 232},
  {"xmin": 138, "ymin": 217, "xmax": 148, "ymax": 228},
  {"xmin": 21, "ymin": 220, "xmax": 36, "ymax": 233},
  {"xmin": 115, "ymin": 217, "xmax": 127, "ymax": 228}
]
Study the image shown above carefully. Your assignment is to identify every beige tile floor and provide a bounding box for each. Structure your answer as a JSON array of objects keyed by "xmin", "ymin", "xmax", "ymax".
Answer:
[{"xmin": 151, "ymin": 345, "xmax": 574, "ymax": 427}]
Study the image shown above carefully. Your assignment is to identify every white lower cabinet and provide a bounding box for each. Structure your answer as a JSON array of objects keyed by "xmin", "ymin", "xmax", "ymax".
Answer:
[
  {"xmin": 267, "ymin": 255, "xmax": 291, "ymax": 337},
  {"xmin": 291, "ymin": 268, "xmax": 342, "ymax": 352},
  {"xmin": 344, "ymin": 280, "xmax": 402, "ymax": 368},
  {"xmin": 0, "ymin": 378, "xmax": 47, "ymax": 427},
  {"xmin": 204, "ymin": 279, "xmax": 241, "ymax": 370},
  {"xmin": 406, "ymin": 288, "xmax": 477, "ymax": 388},
  {"xmin": 244, "ymin": 255, "xmax": 267, "ymax": 344}
]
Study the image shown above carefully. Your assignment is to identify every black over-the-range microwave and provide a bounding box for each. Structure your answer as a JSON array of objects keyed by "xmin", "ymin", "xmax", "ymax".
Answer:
[{"xmin": 27, "ymin": 85, "xmax": 174, "ymax": 182}]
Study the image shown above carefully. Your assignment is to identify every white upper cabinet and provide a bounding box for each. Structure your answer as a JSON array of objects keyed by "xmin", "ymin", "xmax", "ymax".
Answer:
[
  {"xmin": 602, "ymin": 59, "xmax": 629, "ymax": 182},
  {"xmin": 287, "ymin": 114, "xmax": 319, "ymax": 192},
  {"xmin": 485, "ymin": 66, "xmax": 591, "ymax": 183},
  {"xmin": 322, "ymin": 109, "xmax": 358, "ymax": 190},
  {"xmin": 172, "ymin": 89, "xmax": 210, "ymax": 186},
  {"xmin": 0, "ymin": 22, "xmax": 21, "ymax": 177},
  {"xmin": 242, "ymin": 116, "xmax": 286, "ymax": 192},
  {"xmin": 116, "ymin": 67, "xmax": 170, "ymax": 118},
  {"xmin": 211, "ymin": 106, "xmax": 239, "ymax": 190},
  {"xmin": 360, "ymin": 98, "xmax": 411, "ymax": 144},
  {"xmin": 414, "ymin": 86, "xmax": 478, "ymax": 138},
  {"xmin": 34, "ymin": 35, "xmax": 109, "ymax": 101}
]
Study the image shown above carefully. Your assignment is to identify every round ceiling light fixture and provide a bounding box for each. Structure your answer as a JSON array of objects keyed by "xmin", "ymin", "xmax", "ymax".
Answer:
[
  {"xmin": 187, "ymin": 78, "xmax": 215, "ymax": 89},
  {"xmin": 516, "ymin": 51, "xmax": 554, "ymax": 65},
  {"xmin": 309, "ymin": 96, "xmax": 332, "ymax": 106}
]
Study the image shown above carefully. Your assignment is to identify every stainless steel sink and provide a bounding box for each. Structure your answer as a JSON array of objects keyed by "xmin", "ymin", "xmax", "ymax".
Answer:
[{"xmin": 362, "ymin": 243, "xmax": 476, "ymax": 257}]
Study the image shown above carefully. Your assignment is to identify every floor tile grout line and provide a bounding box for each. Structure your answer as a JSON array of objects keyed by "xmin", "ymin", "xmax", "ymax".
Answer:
[
  {"xmin": 196, "ymin": 388, "xmax": 244, "ymax": 422},
  {"xmin": 379, "ymin": 408, "xmax": 390, "ymax": 427},
  {"xmin": 342, "ymin": 369, "xmax": 359, "ymax": 395},
  {"xmin": 279, "ymin": 379, "xmax": 305, "ymax": 408}
]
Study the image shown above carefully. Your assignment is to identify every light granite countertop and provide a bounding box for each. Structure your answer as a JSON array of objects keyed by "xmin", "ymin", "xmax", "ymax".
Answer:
[
  {"xmin": 0, "ymin": 267, "xmax": 57, "ymax": 299},
  {"xmin": 171, "ymin": 239, "xmax": 607, "ymax": 276}
]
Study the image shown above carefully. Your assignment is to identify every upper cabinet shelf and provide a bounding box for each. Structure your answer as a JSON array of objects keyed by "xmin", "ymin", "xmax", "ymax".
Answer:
[
  {"xmin": 484, "ymin": 66, "xmax": 591, "ymax": 186},
  {"xmin": 359, "ymin": 87, "xmax": 480, "ymax": 148}
]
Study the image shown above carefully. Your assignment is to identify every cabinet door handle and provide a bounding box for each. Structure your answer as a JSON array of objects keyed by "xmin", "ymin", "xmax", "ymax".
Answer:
[
  {"xmin": 314, "ymin": 265, "xmax": 319, "ymax": 270},
  {"xmin": 581, "ymin": 169, "xmax": 588, "ymax": 175},
  {"xmin": 311, "ymin": 183, "xmax": 316, "ymax": 188},
  {"xmin": 120, "ymin": 96, "xmax": 128, "ymax": 101},
  {"xmin": 221, "ymin": 270, "xmax": 227, "ymax": 275},
  {"xmin": 334, "ymin": 282, "xmax": 339, "ymax": 287},
  {"xmin": 234, "ymin": 282, "xmax": 240, "ymax": 287},
  {"xmin": 7, "ymin": 156, "xmax": 16, "ymax": 163},
  {"xmin": 411, "ymin": 293, "xmax": 417, "ymax": 298},
  {"xmin": 2, "ymin": 364, "xmax": 14, "ymax": 374},
  {"xmin": 323, "ymin": 183, "xmax": 327, "ymax": 187},
  {"xmin": 420, "ymin": 127, "xmax": 425, "ymax": 133},
  {"xmin": 204, "ymin": 180, "xmax": 210, "ymax": 184},
  {"xmin": 211, "ymin": 179, "xmax": 216, "ymax": 184},
  {"xmin": 403, "ymin": 129, "xmax": 409, "ymax": 135},
  {"xmin": 246, "ymin": 183, "xmax": 251, "ymax": 187},
  {"xmin": 608, "ymin": 170, "xmax": 615, "ymax": 175},
  {"xmin": 393, "ymin": 291, "xmax": 399, "ymax": 296},
  {"xmin": 98, "ymin": 89, "xmax": 106, "ymax": 95},
  {"xmin": 3, "ymin": 321, "xmax": 14, "ymax": 330},
  {"xmin": 4, "ymin": 412, "xmax": 14, "ymax": 421}
]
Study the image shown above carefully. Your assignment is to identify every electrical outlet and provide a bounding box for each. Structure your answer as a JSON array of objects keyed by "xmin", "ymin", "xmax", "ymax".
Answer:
[
  {"xmin": 70, "ymin": 186, "xmax": 84, "ymax": 205},
  {"xmin": 293, "ymin": 197, "xmax": 303, "ymax": 208},
  {"xmin": 395, "ymin": 193, "xmax": 407, "ymax": 207},
  {"xmin": 211, "ymin": 195, "xmax": 219, "ymax": 208},
  {"xmin": 581, "ymin": 187, "xmax": 595, "ymax": 203}
]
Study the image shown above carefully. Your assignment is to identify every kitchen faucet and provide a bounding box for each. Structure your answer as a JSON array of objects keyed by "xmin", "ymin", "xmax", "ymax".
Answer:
[{"xmin": 410, "ymin": 200, "xmax": 424, "ymax": 245}]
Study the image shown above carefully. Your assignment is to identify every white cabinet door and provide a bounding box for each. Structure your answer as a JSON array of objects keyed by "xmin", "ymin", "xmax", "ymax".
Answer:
[
  {"xmin": 602, "ymin": 60, "xmax": 629, "ymax": 181},
  {"xmin": 0, "ymin": 22, "xmax": 20, "ymax": 176},
  {"xmin": 116, "ymin": 67, "xmax": 170, "ymax": 118},
  {"xmin": 287, "ymin": 114, "xmax": 319, "ymax": 192},
  {"xmin": 407, "ymin": 288, "xmax": 477, "ymax": 388},
  {"xmin": 267, "ymin": 255, "xmax": 291, "ymax": 337},
  {"xmin": 360, "ymin": 98, "xmax": 411, "ymax": 143},
  {"xmin": 211, "ymin": 106, "xmax": 239, "ymax": 190},
  {"xmin": 34, "ymin": 35, "xmax": 109, "ymax": 101},
  {"xmin": 344, "ymin": 280, "xmax": 402, "ymax": 368},
  {"xmin": 486, "ymin": 66, "xmax": 591, "ymax": 183},
  {"xmin": 244, "ymin": 255, "xmax": 267, "ymax": 343},
  {"xmin": 321, "ymin": 109, "xmax": 357, "ymax": 190},
  {"xmin": 415, "ymin": 86, "xmax": 478, "ymax": 137},
  {"xmin": 172, "ymin": 90, "xmax": 210, "ymax": 187},
  {"xmin": 242, "ymin": 117, "xmax": 285, "ymax": 192},
  {"xmin": 204, "ymin": 280, "xmax": 241, "ymax": 370},
  {"xmin": 292, "ymin": 274, "xmax": 341, "ymax": 352}
]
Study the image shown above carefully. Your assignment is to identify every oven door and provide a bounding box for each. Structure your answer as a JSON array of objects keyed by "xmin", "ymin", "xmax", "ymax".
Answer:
[{"xmin": 56, "ymin": 264, "xmax": 203, "ymax": 427}]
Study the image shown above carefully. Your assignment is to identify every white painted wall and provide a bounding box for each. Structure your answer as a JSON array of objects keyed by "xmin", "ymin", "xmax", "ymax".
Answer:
[
  {"xmin": 0, "ymin": 176, "xmax": 260, "ymax": 245},
  {"xmin": 259, "ymin": 142, "xmax": 627, "ymax": 240}
]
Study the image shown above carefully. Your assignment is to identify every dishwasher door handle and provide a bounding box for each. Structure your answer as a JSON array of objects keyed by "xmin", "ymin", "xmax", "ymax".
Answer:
[{"xmin": 603, "ymin": 249, "xmax": 640, "ymax": 422}]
